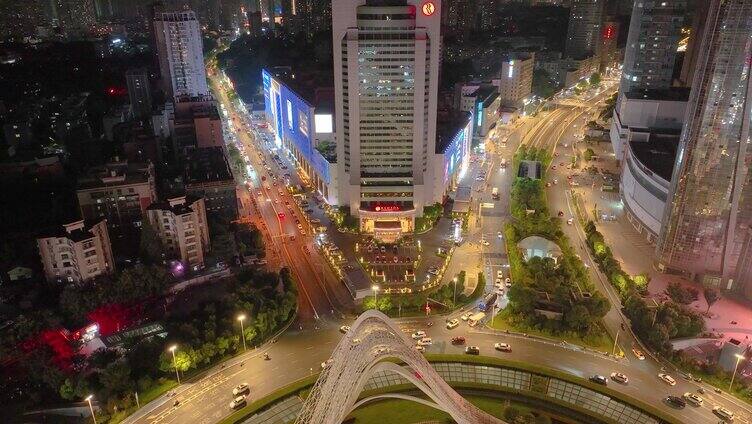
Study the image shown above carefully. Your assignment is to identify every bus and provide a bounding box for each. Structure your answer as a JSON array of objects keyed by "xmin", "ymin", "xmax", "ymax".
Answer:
[
  {"xmin": 478, "ymin": 293, "xmax": 498, "ymax": 312},
  {"xmin": 468, "ymin": 312, "xmax": 486, "ymax": 327}
]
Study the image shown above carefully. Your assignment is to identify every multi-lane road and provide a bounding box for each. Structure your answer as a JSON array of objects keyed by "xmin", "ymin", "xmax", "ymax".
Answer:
[{"xmin": 123, "ymin": 67, "xmax": 751, "ymax": 424}]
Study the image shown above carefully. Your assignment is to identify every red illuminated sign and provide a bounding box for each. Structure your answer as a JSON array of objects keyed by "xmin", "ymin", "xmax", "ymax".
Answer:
[
  {"xmin": 374, "ymin": 205, "xmax": 401, "ymax": 212},
  {"xmin": 603, "ymin": 25, "xmax": 615, "ymax": 40},
  {"xmin": 421, "ymin": 1, "xmax": 436, "ymax": 16}
]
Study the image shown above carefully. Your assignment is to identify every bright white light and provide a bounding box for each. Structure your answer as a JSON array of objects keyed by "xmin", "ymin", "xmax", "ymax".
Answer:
[{"xmin": 314, "ymin": 114, "xmax": 333, "ymax": 133}]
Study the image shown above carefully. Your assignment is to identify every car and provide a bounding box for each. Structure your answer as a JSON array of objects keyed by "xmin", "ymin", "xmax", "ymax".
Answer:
[
  {"xmin": 232, "ymin": 383, "xmax": 250, "ymax": 396},
  {"xmin": 465, "ymin": 346, "xmax": 480, "ymax": 355},
  {"xmin": 494, "ymin": 279, "xmax": 503, "ymax": 288},
  {"xmin": 713, "ymin": 406, "xmax": 735, "ymax": 421},
  {"xmin": 460, "ymin": 312, "xmax": 473, "ymax": 321},
  {"xmin": 297, "ymin": 223, "xmax": 303, "ymax": 230},
  {"xmin": 557, "ymin": 210, "xmax": 565, "ymax": 217},
  {"xmin": 414, "ymin": 345, "xmax": 425, "ymax": 352},
  {"xmin": 551, "ymin": 165, "xmax": 557, "ymax": 170},
  {"xmin": 411, "ymin": 331, "xmax": 427, "ymax": 340},
  {"xmin": 683, "ymin": 392, "xmax": 703, "ymax": 406},
  {"xmin": 446, "ymin": 319, "xmax": 460, "ymax": 329},
  {"xmin": 494, "ymin": 342, "xmax": 511, "ymax": 352},
  {"xmin": 278, "ymin": 212, "xmax": 285, "ymax": 219},
  {"xmin": 658, "ymin": 373, "xmax": 676, "ymax": 386},
  {"xmin": 451, "ymin": 336, "xmax": 466, "ymax": 345},
  {"xmin": 632, "ymin": 348, "xmax": 645, "ymax": 360},
  {"xmin": 496, "ymin": 270, "xmax": 503, "ymax": 279},
  {"xmin": 664, "ymin": 396, "xmax": 686, "ymax": 409},
  {"xmin": 229, "ymin": 395, "xmax": 247, "ymax": 409},
  {"xmin": 339, "ymin": 325, "xmax": 350, "ymax": 334},
  {"xmin": 610, "ymin": 372, "xmax": 628, "ymax": 384},
  {"xmin": 505, "ymin": 278, "xmax": 512, "ymax": 288},
  {"xmin": 418, "ymin": 337, "xmax": 433, "ymax": 346},
  {"xmin": 481, "ymin": 239, "xmax": 490, "ymax": 246},
  {"xmin": 497, "ymin": 231, "xmax": 503, "ymax": 238},
  {"xmin": 589, "ymin": 375, "xmax": 608, "ymax": 385}
]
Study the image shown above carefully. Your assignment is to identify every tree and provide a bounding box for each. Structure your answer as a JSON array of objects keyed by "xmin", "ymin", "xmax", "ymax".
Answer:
[
  {"xmin": 704, "ymin": 288, "xmax": 720, "ymax": 314},
  {"xmin": 666, "ymin": 282, "xmax": 699, "ymax": 305},
  {"xmin": 564, "ymin": 304, "xmax": 591, "ymax": 333},
  {"xmin": 583, "ymin": 148, "xmax": 595, "ymax": 161},
  {"xmin": 532, "ymin": 69, "xmax": 556, "ymax": 98},
  {"xmin": 139, "ymin": 219, "xmax": 164, "ymax": 264},
  {"xmin": 99, "ymin": 361, "xmax": 134, "ymax": 400},
  {"xmin": 59, "ymin": 378, "xmax": 75, "ymax": 400}
]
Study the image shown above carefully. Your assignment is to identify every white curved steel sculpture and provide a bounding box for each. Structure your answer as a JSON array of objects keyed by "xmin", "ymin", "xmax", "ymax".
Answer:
[{"xmin": 294, "ymin": 310, "xmax": 506, "ymax": 424}]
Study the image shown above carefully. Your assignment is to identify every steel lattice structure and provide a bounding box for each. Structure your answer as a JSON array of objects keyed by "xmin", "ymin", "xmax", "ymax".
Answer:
[{"xmin": 294, "ymin": 310, "xmax": 506, "ymax": 424}]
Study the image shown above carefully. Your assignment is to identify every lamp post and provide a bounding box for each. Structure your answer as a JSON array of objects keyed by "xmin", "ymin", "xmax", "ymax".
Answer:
[
  {"xmin": 237, "ymin": 314, "xmax": 247, "ymax": 351},
  {"xmin": 168, "ymin": 345, "xmax": 180, "ymax": 384},
  {"xmin": 85, "ymin": 395, "xmax": 97, "ymax": 424},
  {"xmin": 372, "ymin": 285, "xmax": 379, "ymax": 306},
  {"xmin": 453, "ymin": 277, "xmax": 458, "ymax": 305},
  {"xmin": 730, "ymin": 354, "xmax": 746, "ymax": 391}
]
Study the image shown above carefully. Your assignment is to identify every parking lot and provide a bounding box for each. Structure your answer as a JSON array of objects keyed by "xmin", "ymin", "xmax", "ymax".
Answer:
[{"xmin": 359, "ymin": 239, "xmax": 419, "ymax": 285}]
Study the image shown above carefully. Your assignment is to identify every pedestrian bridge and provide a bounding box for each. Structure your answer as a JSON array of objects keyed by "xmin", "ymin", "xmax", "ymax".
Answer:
[{"xmin": 294, "ymin": 310, "xmax": 506, "ymax": 424}]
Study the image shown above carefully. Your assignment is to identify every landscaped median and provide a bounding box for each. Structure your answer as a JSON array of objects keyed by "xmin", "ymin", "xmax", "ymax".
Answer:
[{"xmin": 218, "ymin": 354, "xmax": 681, "ymax": 424}]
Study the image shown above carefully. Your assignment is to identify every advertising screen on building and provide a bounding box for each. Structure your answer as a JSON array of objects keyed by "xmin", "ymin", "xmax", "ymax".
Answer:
[
  {"xmin": 314, "ymin": 114, "xmax": 333, "ymax": 133},
  {"xmin": 262, "ymin": 69, "xmax": 332, "ymax": 184}
]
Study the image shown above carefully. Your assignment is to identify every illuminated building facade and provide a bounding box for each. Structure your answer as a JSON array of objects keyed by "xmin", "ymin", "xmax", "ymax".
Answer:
[
  {"xmin": 154, "ymin": 10, "xmax": 209, "ymax": 99},
  {"xmin": 656, "ymin": 0, "xmax": 752, "ymax": 295},
  {"xmin": 332, "ymin": 0, "xmax": 443, "ymax": 242},
  {"xmin": 262, "ymin": 68, "xmax": 339, "ymax": 204},
  {"xmin": 619, "ymin": 0, "xmax": 685, "ymax": 94}
]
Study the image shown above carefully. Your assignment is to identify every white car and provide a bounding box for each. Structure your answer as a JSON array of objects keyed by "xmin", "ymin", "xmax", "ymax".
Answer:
[
  {"xmin": 713, "ymin": 406, "xmax": 735, "ymax": 421},
  {"xmin": 494, "ymin": 279, "xmax": 503, "ymax": 288},
  {"xmin": 496, "ymin": 270, "xmax": 503, "ymax": 279},
  {"xmin": 229, "ymin": 395, "xmax": 247, "ymax": 409},
  {"xmin": 446, "ymin": 319, "xmax": 460, "ymax": 329},
  {"xmin": 494, "ymin": 342, "xmax": 511, "ymax": 352},
  {"xmin": 460, "ymin": 312, "xmax": 473, "ymax": 321},
  {"xmin": 418, "ymin": 337, "xmax": 433, "ymax": 346},
  {"xmin": 321, "ymin": 359, "xmax": 333, "ymax": 369},
  {"xmin": 658, "ymin": 373, "xmax": 676, "ymax": 386},
  {"xmin": 414, "ymin": 345, "xmax": 425, "ymax": 352},
  {"xmin": 632, "ymin": 348, "xmax": 645, "ymax": 360},
  {"xmin": 610, "ymin": 372, "xmax": 628, "ymax": 384},
  {"xmin": 339, "ymin": 325, "xmax": 350, "ymax": 334},
  {"xmin": 232, "ymin": 383, "xmax": 250, "ymax": 396},
  {"xmin": 411, "ymin": 331, "xmax": 427, "ymax": 340},
  {"xmin": 683, "ymin": 392, "xmax": 703, "ymax": 406},
  {"xmin": 481, "ymin": 239, "xmax": 490, "ymax": 246}
]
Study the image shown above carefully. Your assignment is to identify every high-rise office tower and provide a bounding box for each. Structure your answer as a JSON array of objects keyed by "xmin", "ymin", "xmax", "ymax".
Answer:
[
  {"xmin": 678, "ymin": 0, "xmax": 710, "ymax": 87},
  {"xmin": 598, "ymin": 18, "xmax": 619, "ymax": 72},
  {"xmin": 333, "ymin": 0, "xmax": 441, "ymax": 239},
  {"xmin": 153, "ymin": 10, "xmax": 209, "ymax": 99},
  {"xmin": 619, "ymin": 0, "xmax": 685, "ymax": 94},
  {"xmin": 126, "ymin": 68, "xmax": 153, "ymax": 118},
  {"xmin": 656, "ymin": 0, "xmax": 752, "ymax": 294},
  {"xmin": 564, "ymin": 0, "xmax": 605, "ymax": 59}
]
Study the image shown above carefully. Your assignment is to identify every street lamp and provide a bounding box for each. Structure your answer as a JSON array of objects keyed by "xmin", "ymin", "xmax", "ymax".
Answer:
[
  {"xmin": 237, "ymin": 314, "xmax": 247, "ymax": 351},
  {"xmin": 168, "ymin": 345, "xmax": 180, "ymax": 384},
  {"xmin": 453, "ymin": 277, "xmax": 458, "ymax": 305},
  {"xmin": 730, "ymin": 354, "xmax": 746, "ymax": 391},
  {"xmin": 85, "ymin": 394, "xmax": 97, "ymax": 424},
  {"xmin": 372, "ymin": 285, "xmax": 379, "ymax": 305}
]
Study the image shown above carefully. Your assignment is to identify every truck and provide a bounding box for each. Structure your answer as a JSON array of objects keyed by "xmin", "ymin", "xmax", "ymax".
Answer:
[
  {"xmin": 468, "ymin": 312, "xmax": 487, "ymax": 327},
  {"xmin": 492, "ymin": 187, "xmax": 500, "ymax": 200}
]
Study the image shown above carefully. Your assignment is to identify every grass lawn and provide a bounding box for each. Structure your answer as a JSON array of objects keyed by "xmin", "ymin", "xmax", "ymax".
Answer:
[
  {"xmin": 109, "ymin": 379, "xmax": 178, "ymax": 423},
  {"xmin": 344, "ymin": 395, "xmax": 545, "ymax": 423},
  {"xmin": 489, "ymin": 308, "xmax": 619, "ymax": 354}
]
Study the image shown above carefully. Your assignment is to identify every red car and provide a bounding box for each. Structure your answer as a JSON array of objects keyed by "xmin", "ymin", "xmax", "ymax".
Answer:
[{"xmin": 451, "ymin": 337, "xmax": 466, "ymax": 345}]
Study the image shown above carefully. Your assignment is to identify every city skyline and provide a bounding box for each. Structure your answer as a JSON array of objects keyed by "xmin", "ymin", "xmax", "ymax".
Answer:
[{"xmin": 3, "ymin": 1, "xmax": 752, "ymax": 423}]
